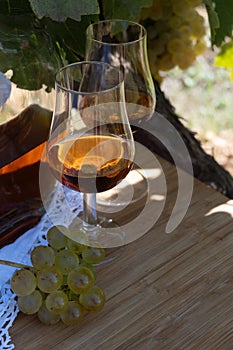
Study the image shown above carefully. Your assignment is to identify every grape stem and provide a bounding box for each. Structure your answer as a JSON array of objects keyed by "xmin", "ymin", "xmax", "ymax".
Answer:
[{"xmin": 0, "ymin": 259, "xmax": 32, "ymax": 270}]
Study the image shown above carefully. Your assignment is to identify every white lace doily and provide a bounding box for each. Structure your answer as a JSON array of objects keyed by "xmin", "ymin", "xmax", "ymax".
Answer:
[{"xmin": 0, "ymin": 183, "xmax": 83, "ymax": 350}]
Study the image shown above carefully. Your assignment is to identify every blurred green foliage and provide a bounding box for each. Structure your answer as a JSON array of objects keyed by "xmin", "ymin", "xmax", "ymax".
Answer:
[{"xmin": 0, "ymin": 0, "xmax": 232, "ymax": 90}]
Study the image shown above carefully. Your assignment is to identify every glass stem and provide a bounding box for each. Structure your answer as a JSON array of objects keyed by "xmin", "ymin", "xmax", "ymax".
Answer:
[{"xmin": 82, "ymin": 193, "xmax": 98, "ymax": 227}]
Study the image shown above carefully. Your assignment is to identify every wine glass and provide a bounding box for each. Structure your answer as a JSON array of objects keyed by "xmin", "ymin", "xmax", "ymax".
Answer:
[
  {"xmin": 46, "ymin": 61, "xmax": 135, "ymax": 251},
  {"xmin": 85, "ymin": 19, "xmax": 156, "ymax": 126},
  {"xmin": 85, "ymin": 19, "xmax": 156, "ymax": 207}
]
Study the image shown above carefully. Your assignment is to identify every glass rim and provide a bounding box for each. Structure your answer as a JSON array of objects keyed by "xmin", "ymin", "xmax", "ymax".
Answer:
[
  {"xmin": 86, "ymin": 19, "xmax": 147, "ymax": 46},
  {"xmin": 55, "ymin": 61, "xmax": 124, "ymax": 95}
]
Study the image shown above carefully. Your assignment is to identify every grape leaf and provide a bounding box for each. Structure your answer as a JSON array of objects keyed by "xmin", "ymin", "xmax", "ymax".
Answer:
[
  {"xmin": 0, "ymin": 15, "xmax": 62, "ymax": 91},
  {"xmin": 203, "ymin": 0, "xmax": 220, "ymax": 45},
  {"xmin": 29, "ymin": 0, "xmax": 99, "ymax": 22},
  {"xmin": 42, "ymin": 15, "xmax": 99, "ymax": 60},
  {"xmin": 102, "ymin": 0, "xmax": 153, "ymax": 21},
  {"xmin": 211, "ymin": 0, "xmax": 233, "ymax": 46},
  {"xmin": 215, "ymin": 40, "xmax": 233, "ymax": 81},
  {"xmin": 0, "ymin": 0, "xmax": 32, "ymax": 14},
  {"xmin": 215, "ymin": 40, "xmax": 233, "ymax": 69}
]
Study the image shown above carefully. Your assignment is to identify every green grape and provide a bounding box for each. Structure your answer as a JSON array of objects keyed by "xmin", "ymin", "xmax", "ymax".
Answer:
[
  {"xmin": 67, "ymin": 229, "xmax": 89, "ymax": 247},
  {"xmin": 141, "ymin": 0, "xmax": 162, "ymax": 21},
  {"xmin": 152, "ymin": 19, "xmax": 169, "ymax": 36},
  {"xmin": 67, "ymin": 267, "xmax": 94, "ymax": 294},
  {"xmin": 148, "ymin": 39, "xmax": 165, "ymax": 56},
  {"xmin": 191, "ymin": 21, "xmax": 206, "ymax": 39},
  {"xmin": 147, "ymin": 25, "xmax": 159, "ymax": 40},
  {"xmin": 79, "ymin": 262, "xmax": 96, "ymax": 280},
  {"xmin": 37, "ymin": 267, "xmax": 63, "ymax": 293},
  {"xmin": 179, "ymin": 25, "xmax": 192, "ymax": 39},
  {"xmin": 157, "ymin": 53, "xmax": 174, "ymax": 71},
  {"xmin": 47, "ymin": 225, "xmax": 68, "ymax": 250},
  {"xmin": 79, "ymin": 286, "xmax": 105, "ymax": 313},
  {"xmin": 173, "ymin": 2, "xmax": 190, "ymax": 16},
  {"xmin": 185, "ymin": 7, "xmax": 201, "ymax": 23},
  {"xmin": 30, "ymin": 245, "xmax": 55, "ymax": 270},
  {"xmin": 54, "ymin": 249, "xmax": 79, "ymax": 274},
  {"xmin": 60, "ymin": 301, "xmax": 84, "ymax": 326},
  {"xmin": 45, "ymin": 291, "xmax": 69, "ymax": 314},
  {"xmin": 82, "ymin": 246, "xmax": 105, "ymax": 265},
  {"xmin": 167, "ymin": 38, "xmax": 185, "ymax": 54},
  {"xmin": 194, "ymin": 39, "xmax": 207, "ymax": 55},
  {"xmin": 172, "ymin": 50, "xmax": 195, "ymax": 70},
  {"xmin": 18, "ymin": 290, "xmax": 43, "ymax": 315},
  {"xmin": 67, "ymin": 238, "xmax": 85, "ymax": 255},
  {"xmin": 168, "ymin": 15, "xmax": 183, "ymax": 29},
  {"xmin": 11, "ymin": 269, "xmax": 36, "ymax": 296},
  {"xmin": 183, "ymin": 47, "xmax": 196, "ymax": 65},
  {"xmin": 160, "ymin": 0, "xmax": 173, "ymax": 20},
  {"xmin": 160, "ymin": 32, "xmax": 172, "ymax": 45},
  {"xmin": 140, "ymin": 0, "xmax": 207, "ymax": 80},
  {"xmin": 38, "ymin": 302, "xmax": 60, "ymax": 325}
]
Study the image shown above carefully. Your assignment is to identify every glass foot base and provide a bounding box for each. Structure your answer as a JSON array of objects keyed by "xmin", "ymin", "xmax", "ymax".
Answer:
[
  {"xmin": 68, "ymin": 216, "xmax": 126, "ymax": 265},
  {"xmin": 96, "ymin": 168, "xmax": 147, "ymax": 212}
]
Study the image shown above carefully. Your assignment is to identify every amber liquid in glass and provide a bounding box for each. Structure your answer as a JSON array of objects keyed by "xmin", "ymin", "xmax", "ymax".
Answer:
[
  {"xmin": 47, "ymin": 135, "xmax": 132, "ymax": 193},
  {"xmin": 124, "ymin": 90, "xmax": 155, "ymax": 132}
]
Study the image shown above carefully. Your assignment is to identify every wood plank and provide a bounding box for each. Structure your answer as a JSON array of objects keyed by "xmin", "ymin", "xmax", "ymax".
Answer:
[{"xmin": 10, "ymin": 157, "xmax": 233, "ymax": 349}]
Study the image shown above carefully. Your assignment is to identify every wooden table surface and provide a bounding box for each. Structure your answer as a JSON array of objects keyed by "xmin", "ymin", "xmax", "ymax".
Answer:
[{"xmin": 10, "ymin": 155, "xmax": 233, "ymax": 350}]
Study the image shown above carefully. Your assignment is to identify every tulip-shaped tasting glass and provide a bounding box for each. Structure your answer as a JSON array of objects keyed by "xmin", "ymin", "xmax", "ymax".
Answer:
[
  {"xmin": 85, "ymin": 20, "xmax": 156, "ymax": 207},
  {"xmin": 85, "ymin": 19, "xmax": 156, "ymax": 127},
  {"xmin": 46, "ymin": 61, "xmax": 135, "ymax": 249}
]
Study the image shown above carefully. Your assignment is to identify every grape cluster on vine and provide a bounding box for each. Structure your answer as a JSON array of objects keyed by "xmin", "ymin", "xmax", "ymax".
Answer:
[
  {"xmin": 140, "ymin": 0, "xmax": 208, "ymax": 80},
  {"xmin": 10, "ymin": 225, "xmax": 105, "ymax": 326}
]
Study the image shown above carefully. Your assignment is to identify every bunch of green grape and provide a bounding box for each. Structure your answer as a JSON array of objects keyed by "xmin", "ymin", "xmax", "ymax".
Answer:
[
  {"xmin": 10, "ymin": 225, "xmax": 105, "ymax": 326},
  {"xmin": 140, "ymin": 0, "xmax": 208, "ymax": 80}
]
